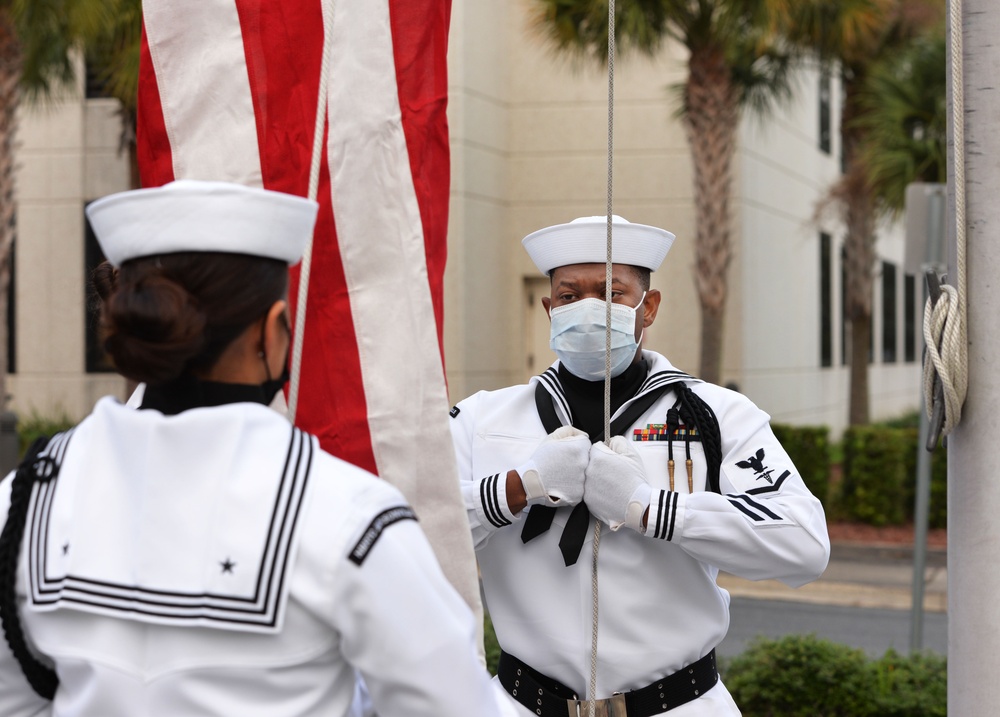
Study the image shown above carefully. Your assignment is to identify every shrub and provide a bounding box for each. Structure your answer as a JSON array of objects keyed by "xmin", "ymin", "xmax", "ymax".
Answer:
[
  {"xmin": 772, "ymin": 424, "xmax": 831, "ymax": 508},
  {"xmin": 869, "ymin": 649, "xmax": 947, "ymax": 717},
  {"xmin": 725, "ymin": 635, "xmax": 946, "ymax": 717},
  {"xmin": 840, "ymin": 426, "xmax": 910, "ymax": 526},
  {"xmin": 17, "ymin": 412, "xmax": 76, "ymax": 459},
  {"xmin": 724, "ymin": 634, "xmax": 872, "ymax": 716},
  {"xmin": 484, "ymin": 612, "xmax": 501, "ymax": 675}
]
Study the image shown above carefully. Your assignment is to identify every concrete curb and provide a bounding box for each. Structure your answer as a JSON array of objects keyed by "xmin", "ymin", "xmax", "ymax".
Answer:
[{"xmin": 719, "ymin": 540, "xmax": 948, "ymax": 613}]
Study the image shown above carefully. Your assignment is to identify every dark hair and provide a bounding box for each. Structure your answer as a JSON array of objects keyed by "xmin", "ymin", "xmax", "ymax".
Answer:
[
  {"xmin": 94, "ymin": 252, "xmax": 287, "ymax": 384},
  {"xmin": 626, "ymin": 265, "xmax": 651, "ymax": 292}
]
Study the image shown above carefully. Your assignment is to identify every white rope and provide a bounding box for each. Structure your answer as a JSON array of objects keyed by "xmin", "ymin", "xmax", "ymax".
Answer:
[
  {"xmin": 922, "ymin": 0, "xmax": 968, "ymax": 436},
  {"xmin": 588, "ymin": 2, "xmax": 616, "ymax": 714},
  {"xmin": 288, "ymin": 0, "xmax": 335, "ymax": 422}
]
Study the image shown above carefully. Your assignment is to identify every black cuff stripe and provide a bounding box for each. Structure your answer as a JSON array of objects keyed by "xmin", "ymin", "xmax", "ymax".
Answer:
[
  {"xmin": 654, "ymin": 490, "xmax": 666, "ymax": 539},
  {"xmin": 490, "ymin": 473, "xmax": 512, "ymax": 527},
  {"xmin": 480, "ymin": 475, "xmax": 506, "ymax": 528},
  {"xmin": 665, "ymin": 491, "xmax": 679, "ymax": 541}
]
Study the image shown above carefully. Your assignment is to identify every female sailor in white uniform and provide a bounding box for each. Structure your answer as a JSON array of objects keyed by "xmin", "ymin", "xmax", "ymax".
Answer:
[{"xmin": 0, "ymin": 180, "xmax": 508, "ymax": 717}]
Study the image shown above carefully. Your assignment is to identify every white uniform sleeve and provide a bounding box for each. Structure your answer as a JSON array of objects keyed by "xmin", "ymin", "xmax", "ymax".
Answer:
[
  {"xmin": 329, "ymin": 501, "xmax": 506, "ymax": 717},
  {"xmin": 643, "ymin": 388, "xmax": 830, "ymax": 587},
  {"xmin": 0, "ymin": 473, "xmax": 54, "ymax": 717},
  {"xmin": 449, "ymin": 395, "xmax": 520, "ymax": 549}
]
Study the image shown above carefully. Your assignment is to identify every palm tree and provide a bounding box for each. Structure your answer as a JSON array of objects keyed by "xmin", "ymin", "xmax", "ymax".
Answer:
[
  {"xmin": 0, "ymin": 0, "xmax": 139, "ymax": 411},
  {"xmin": 779, "ymin": 0, "xmax": 943, "ymax": 424},
  {"xmin": 855, "ymin": 31, "xmax": 946, "ymax": 213},
  {"xmin": 530, "ymin": 0, "xmax": 794, "ymax": 384}
]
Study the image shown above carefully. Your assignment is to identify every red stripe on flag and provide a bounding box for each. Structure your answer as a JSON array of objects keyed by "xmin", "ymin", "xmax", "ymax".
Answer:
[
  {"xmin": 234, "ymin": 0, "xmax": 321, "ymax": 198},
  {"xmin": 136, "ymin": 21, "xmax": 174, "ymax": 188},
  {"xmin": 230, "ymin": 0, "xmax": 378, "ymax": 472},
  {"xmin": 388, "ymin": 0, "xmax": 452, "ymax": 356},
  {"xmin": 288, "ymin": 138, "xmax": 379, "ymax": 475}
]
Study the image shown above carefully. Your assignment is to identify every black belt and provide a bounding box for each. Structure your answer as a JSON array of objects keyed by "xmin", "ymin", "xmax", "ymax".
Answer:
[{"xmin": 497, "ymin": 649, "xmax": 718, "ymax": 716}]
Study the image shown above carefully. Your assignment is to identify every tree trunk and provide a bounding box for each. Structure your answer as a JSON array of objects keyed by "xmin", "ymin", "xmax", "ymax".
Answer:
[
  {"xmin": 0, "ymin": 14, "xmax": 20, "ymax": 413},
  {"xmin": 841, "ymin": 73, "xmax": 876, "ymax": 425},
  {"xmin": 683, "ymin": 42, "xmax": 739, "ymax": 385},
  {"xmin": 847, "ymin": 310, "xmax": 870, "ymax": 424}
]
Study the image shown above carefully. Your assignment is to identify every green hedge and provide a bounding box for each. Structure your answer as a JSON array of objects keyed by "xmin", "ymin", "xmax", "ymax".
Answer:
[
  {"xmin": 724, "ymin": 635, "xmax": 946, "ymax": 717},
  {"xmin": 17, "ymin": 413, "xmax": 76, "ymax": 459},
  {"xmin": 840, "ymin": 425, "xmax": 947, "ymax": 529},
  {"xmin": 771, "ymin": 424, "xmax": 830, "ymax": 508},
  {"xmin": 488, "ymin": 628, "xmax": 947, "ymax": 716}
]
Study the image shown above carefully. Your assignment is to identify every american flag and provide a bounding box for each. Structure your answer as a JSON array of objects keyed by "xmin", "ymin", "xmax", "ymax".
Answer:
[{"xmin": 136, "ymin": 0, "xmax": 480, "ymax": 617}]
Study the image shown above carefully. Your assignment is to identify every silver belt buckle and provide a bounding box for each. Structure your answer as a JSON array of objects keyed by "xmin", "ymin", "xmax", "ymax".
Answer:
[{"xmin": 566, "ymin": 693, "xmax": 628, "ymax": 717}]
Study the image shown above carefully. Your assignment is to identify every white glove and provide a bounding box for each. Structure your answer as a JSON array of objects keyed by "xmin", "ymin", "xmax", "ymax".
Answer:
[
  {"xmin": 584, "ymin": 436, "xmax": 652, "ymax": 532},
  {"xmin": 517, "ymin": 426, "xmax": 591, "ymax": 506}
]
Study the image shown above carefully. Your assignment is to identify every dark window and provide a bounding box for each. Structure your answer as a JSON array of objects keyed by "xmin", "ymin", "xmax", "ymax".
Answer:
[
  {"xmin": 6, "ymin": 240, "xmax": 13, "ymax": 374},
  {"xmin": 85, "ymin": 61, "xmax": 114, "ymax": 100},
  {"xmin": 85, "ymin": 206, "xmax": 115, "ymax": 373},
  {"xmin": 840, "ymin": 82, "xmax": 848, "ymax": 174},
  {"xmin": 819, "ymin": 71, "xmax": 832, "ymax": 155},
  {"xmin": 904, "ymin": 273, "xmax": 917, "ymax": 363},
  {"xmin": 820, "ymin": 233, "xmax": 833, "ymax": 367},
  {"xmin": 882, "ymin": 261, "xmax": 897, "ymax": 363},
  {"xmin": 840, "ymin": 246, "xmax": 847, "ymax": 366}
]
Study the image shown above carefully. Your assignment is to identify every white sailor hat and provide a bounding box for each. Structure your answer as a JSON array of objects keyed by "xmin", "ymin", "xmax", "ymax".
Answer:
[
  {"xmin": 522, "ymin": 215, "xmax": 675, "ymax": 276},
  {"xmin": 85, "ymin": 180, "xmax": 319, "ymax": 267}
]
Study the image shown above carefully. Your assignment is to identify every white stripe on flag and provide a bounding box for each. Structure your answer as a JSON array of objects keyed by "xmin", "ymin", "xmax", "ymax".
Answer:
[
  {"xmin": 325, "ymin": 0, "xmax": 475, "ymax": 595},
  {"xmin": 142, "ymin": 0, "xmax": 262, "ymax": 186}
]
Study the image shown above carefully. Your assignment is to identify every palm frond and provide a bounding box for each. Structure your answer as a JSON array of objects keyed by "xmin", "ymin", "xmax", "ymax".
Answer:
[{"xmin": 854, "ymin": 31, "xmax": 946, "ymax": 214}]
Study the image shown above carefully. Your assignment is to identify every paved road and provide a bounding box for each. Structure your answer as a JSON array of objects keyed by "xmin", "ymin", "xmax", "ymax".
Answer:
[
  {"xmin": 717, "ymin": 542, "xmax": 948, "ymax": 659},
  {"xmin": 719, "ymin": 597, "xmax": 947, "ymax": 659}
]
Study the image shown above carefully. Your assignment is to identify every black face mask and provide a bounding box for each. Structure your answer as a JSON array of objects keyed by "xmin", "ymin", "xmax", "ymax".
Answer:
[
  {"xmin": 259, "ymin": 312, "xmax": 291, "ymax": 405},
  {"xmin": 260, "ymin": 357, "xmax": 290, "ymax": 406}
]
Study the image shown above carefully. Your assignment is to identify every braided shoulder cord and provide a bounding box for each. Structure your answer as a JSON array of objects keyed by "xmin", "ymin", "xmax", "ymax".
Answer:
[
  {"xmin": 0, "ymin": 436, "xmax": 58, "ymax": 699},
  {"xmin": 675, "ymin": 385, "xmax": 723, "ymax": 494}
]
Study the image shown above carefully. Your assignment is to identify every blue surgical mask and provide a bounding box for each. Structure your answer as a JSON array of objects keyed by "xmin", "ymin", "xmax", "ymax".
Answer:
[{"xmin": 549, "ymin": 293, "xmax": 645, "ymax": 380}]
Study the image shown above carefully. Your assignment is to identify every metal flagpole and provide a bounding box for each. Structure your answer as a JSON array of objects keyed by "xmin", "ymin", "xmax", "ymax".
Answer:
[{"xmin": 945, "ymin": 0, "xmax": 1000, "ymax": 712}]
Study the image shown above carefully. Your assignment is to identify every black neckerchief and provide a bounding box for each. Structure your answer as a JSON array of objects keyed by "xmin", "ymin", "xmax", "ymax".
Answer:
[
  {"xmin": 557, "ymin": 359, "xmax": 649, "ymax": 441},
  {"xmin": 140, "ymin": 375, "xmax": 273, "ymax": 415}
]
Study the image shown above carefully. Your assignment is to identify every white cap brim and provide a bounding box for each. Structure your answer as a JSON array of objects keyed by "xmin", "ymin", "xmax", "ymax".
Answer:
[
  {"xmin": 86, "ymin": 180, "xmax": 319, "ymax": 267},
  {"xmin": 522, "ymin": 215, "xmax": 675, "ymax": 275}
]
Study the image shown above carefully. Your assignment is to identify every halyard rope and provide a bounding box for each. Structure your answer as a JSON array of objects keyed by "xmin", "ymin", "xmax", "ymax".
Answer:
[
  {"xmin": 923, "ymin": 0, "xmax": 968, "ymax": 437},
  {"xmin": 288, "ymin": 0, "xmax": 335, "ymax": 421},
  {"xmin": 590, "ymin": 0, "xmax": 617, "ymax": 713}
]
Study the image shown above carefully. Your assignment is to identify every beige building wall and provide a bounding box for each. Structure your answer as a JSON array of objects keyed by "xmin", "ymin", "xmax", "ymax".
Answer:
[
  {"xmin": 11, "ymin": 76, "xmax": 130, "ymax": 421},
  {"xmin": 445, "ymin": 1, "xmax": 921, "ymax": 436},
  {"xmin": 9, "ymin": 5, "xmax": 921, "ymax": 436}
]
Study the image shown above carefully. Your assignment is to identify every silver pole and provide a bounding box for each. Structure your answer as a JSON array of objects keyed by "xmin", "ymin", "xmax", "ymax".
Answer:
[
  {"xmin": 948, "ymin": 0, "xmax": 1000, "ymax": 711},
  {"xmin": 909, "ymin": 392, "xmax": 931, "ymax": 652}
]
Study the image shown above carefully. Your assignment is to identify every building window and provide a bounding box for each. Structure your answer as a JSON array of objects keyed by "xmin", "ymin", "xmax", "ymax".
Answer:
[
  {"xmin": 904, "ymin": 273, "xmax": 917, "ymax": 363},
  {"xmin": 85, "ymin": 207, "xmax": 115, "ymax": 373},
  {"xmin": 819, "ymin": 71, "xmax": 832, "ymax": 155},
  {"xmin": 820, "ymin": 233, "xmax": 833, "ymax": 367},
  {"xmin": 882, "ymin": 261, "xmax": 897, "ymax": 363}
]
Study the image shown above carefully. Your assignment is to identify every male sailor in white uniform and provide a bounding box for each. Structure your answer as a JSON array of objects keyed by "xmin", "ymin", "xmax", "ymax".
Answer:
[
  {"xmin": 450, "ymin": 215, "xmax": 831, "ymax": 716},
  {"xmin": 0, "ymin": 180, "xmax": 512, "ymax": 717}
]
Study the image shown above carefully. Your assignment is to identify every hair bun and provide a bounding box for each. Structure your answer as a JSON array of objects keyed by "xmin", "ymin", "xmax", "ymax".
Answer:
[{"xmin": 104, "ymin": 275, "xmax": 208, "ymax": 384}]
